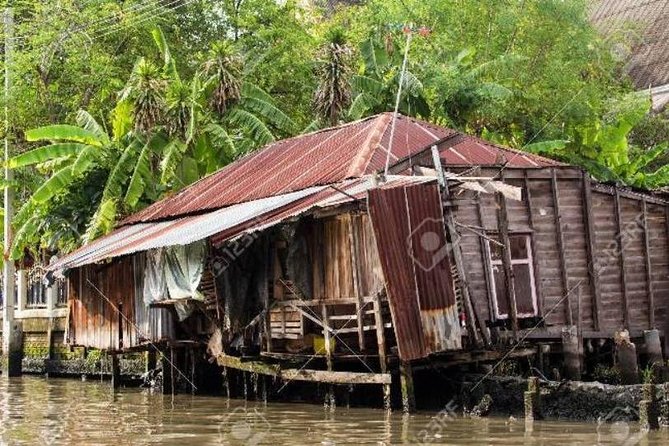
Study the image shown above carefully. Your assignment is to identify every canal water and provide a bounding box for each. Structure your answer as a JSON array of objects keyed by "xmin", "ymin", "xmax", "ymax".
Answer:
[{"xmin": 0, "ymin": 376, "xmax": 666, "ymax": 445}]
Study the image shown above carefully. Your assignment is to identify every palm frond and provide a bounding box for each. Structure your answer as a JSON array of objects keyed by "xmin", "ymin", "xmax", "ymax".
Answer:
[
  {"xmin": 25, "ymin": 125, "xmax": 103, "ymax": 147},
  {"xmin": 160, "ymin": 139, "xmax": 188, "ymax": 185},
  {"xmin": 76, "ymin": 110, "xmax": 110, "ymax": 144},
  {"xmin": 124, "ymin": 140, "xmax": 153, "ymax": 208},
  {"xmin": 205, "ymin": 123, "xmax": 237, "ymax": 159},
  {"xmin": 70, "ymin": 145, "xmax": 100, "ymax": 176},
  {"xmin": 239, "ymin": 96, "xmax": 295, "ymax": 133},
  {"xmin": 32, "ymin": 166, "xmax": 75, "ymax": 203},
  {"xmin": 227, "ymin": 108, "xmax": 275, "ymax": 146},
  {"xmin": 7, "ymin": 143, "xmax": 91, "ymax": 168},
  {"xmin": 11, "ymin": 215, "xmax": 40, "ymax": 260},
  {"xmin": 84, "ymin": 198, "xmax": 118, "ymax": 243},
  {"xmin": 102, "ymin": 138, "xmax": 143, "ymax": 201}
]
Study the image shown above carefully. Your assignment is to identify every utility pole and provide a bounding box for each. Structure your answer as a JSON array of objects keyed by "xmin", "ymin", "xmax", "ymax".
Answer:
[{"xmin": 2, "ymin": 6, "xmax": 21, "ymax": 377}]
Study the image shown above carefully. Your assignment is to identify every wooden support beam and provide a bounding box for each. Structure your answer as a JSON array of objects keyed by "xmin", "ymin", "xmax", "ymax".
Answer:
[
  {"xmin": 321, "ymin": 304, "xmax": 334, "ymax": 372},
  {"xmin": 476, "ymin": 196, "xmax": 497, "ymax": 328},
  {"xmin": 496, "ymin": 191, "xmax": 519, "ymax": 339},
  {"xmin": 550, "ymin": 169, "xmax": 573, "ymax": 326},
  {"xmin": 581, "ymin": 174, "xmax": 601, "ymax": 331},
  {"xmin": 614, "ymin": 189, "xmax": 631, "ymax": 329},
  {"xmin": 524, "ymin": 172, "xmax": 543, "ymax": 317},
  {"xmin": 262, "ymin": 240, "xmax": 272, "ymax": 353},
  {"xmin": 373, "ymin": 292, "xmax": 391, "ymax": 409},
  {"xmin": 216, "ymin": 354, "xmax": 392, "ymax": 385},
  {"xmin": 349, "ymin": 214, "xmax": 366, "ymax": 352},
  {"xmin": 642, "ymin": 200, "xmax": 655, "ymax": 329},
  {"xmin": 434, "ymin": 146, "xmax": 486, "ymax": 347},
  {"xmin": 111, "ymin": 353, "xmax": 121, "ymax": 389}
]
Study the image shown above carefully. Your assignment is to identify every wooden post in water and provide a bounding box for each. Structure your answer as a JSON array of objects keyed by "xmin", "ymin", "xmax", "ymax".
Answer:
[
  {"xmin": 111, "ymin": 353, "xmax": 121, "ymax": 389},
  {"xmin": 615, "ymin": 330, "xmax": 639, "ymax": 385},
  {"xmin": 399, "ymin": 360, "xmax": 416, "ymax": 414},
  {"xmin": 373, "ymin": 293, "xmax": 390, "ymax": 410},
  {"xmin": 561, "ymin": 326, "xmax": 581, "ymax": 381},
  {"xmin": 644, "ymin": 329, "xmax": 664, "ymax": 368},
  {"xmin": 161, "ymin": 350, "xmax": 173, "ymax": 395},
  {"xmin": 321, "ymin": 304, "xmax": 336, "ymax": 410}
]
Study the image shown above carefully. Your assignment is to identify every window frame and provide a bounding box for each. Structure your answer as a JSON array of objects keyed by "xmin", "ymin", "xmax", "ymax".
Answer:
[{"xmin": 486, "ymin": 233, "xmax": 538, "ymax": 320}]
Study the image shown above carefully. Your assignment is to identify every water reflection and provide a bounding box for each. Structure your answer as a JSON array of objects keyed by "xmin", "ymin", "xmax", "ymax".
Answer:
[{"xmin": 0, "ymin": 376, "xmax": 666, "ymax": 445}]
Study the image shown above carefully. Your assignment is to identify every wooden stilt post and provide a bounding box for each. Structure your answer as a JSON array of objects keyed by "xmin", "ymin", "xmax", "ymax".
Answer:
[
  {"xmin": 146, "ymin": 349, "xmax": 157, "ymax": 373},
  {"xmin": 322, "ymin": 304, "xmax": 335, "ymax": 411},
  {"xmin": 644, "ymin": 329, "xmax": 663, "ymax": 367},
  {"xmin": 161, "ymin": 349, "xmax": 173, "ymax": 395},
  {"xmin": 111, "ymin": 353, "xmax": 121, "ymax": 389},
  {"xmin": 561, "ymin": 326, "xmax": 581, "ymax": 381},
  {"xmin": 349, "ymin": 215, "xmax": 366, "ymax": 352},
  {"xmin": 373, "ymin": 293, "xmax": 390, "ymax": 410},
  {"xmin": 615, "ymin": 330, "xmax": 639, "ymax": 385},
  {"xmin": 222, "ymin": 366, "xmax": 230, "ymax": 398},
  {"xmin": 399, "ymin": 360, "xmax": 416, "ymax": 414}
]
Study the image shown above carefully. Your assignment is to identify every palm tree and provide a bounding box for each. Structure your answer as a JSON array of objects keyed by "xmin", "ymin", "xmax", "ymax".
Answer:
[
  {"xmin": 313, "ymin": 28, "xmax": 353, "ymax": 126},
  {"xmin": 9, "ymin": 28, "xmax": 298, "ymax": 258}
]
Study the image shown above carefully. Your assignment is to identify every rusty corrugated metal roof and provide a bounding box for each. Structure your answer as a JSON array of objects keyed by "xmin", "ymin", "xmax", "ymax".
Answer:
[
  {"xmin": 438, "ymin": 134, "xmax": 564, "ymax": 168},
  {"xmin": 51, "ymin": 187, "xmax": 324, "ymax": 273},
  {"xmin": 368, "ymin": 181, "xmax": 462, "ymax": 361},
  {"xmin": 122, "ymin": 113, "xmax": 451, "ymax": 225},
  {"xmin": 121, "ymin": 113, "xmax": 561, "ymax": 226}
]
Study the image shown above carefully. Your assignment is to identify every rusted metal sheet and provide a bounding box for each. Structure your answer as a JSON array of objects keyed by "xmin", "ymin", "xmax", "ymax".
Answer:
[
  {"xmin": 123, "ymin": 113, "xmax": 450, "ymax": 225},
  {"xmin": 438, "ymin": 135, "xmax": 563, "ymax": 168},
  {"xmin": 52, "ymin": 176, "xmax": 433, "ymax": 274},
  {"xmin": 51, "ymin": 187, "xmax": 324, "ymax": 274},
  {"xmin": 368, "ymin": 182, "xmax": 461, "ymax": 361}
]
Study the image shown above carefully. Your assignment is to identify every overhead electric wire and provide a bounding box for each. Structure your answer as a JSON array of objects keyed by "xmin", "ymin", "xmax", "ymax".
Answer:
[
  {"xmin": 85, "ymin": 0, "xmax": 194, "ymax": 42},
  {"xmin": 5, "ymin": 0, "xmax": 192, "ymax": 44}
]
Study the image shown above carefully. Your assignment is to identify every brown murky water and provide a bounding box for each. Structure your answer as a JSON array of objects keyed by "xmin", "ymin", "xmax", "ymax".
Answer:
[{"xmin": 0, "ymin": 376, "xmax": 666, "ymax": 445}]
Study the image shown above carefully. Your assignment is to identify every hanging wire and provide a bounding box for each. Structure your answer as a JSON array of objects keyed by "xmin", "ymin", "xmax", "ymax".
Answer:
[{"xmin": 383, "ymin": 28, "xmax": 413, "ymax": 177}]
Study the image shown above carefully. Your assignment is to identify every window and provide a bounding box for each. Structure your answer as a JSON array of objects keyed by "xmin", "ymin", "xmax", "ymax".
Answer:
[{"xmin": 487, "ymin": 234, "xmax": 538, "ymax": 319}]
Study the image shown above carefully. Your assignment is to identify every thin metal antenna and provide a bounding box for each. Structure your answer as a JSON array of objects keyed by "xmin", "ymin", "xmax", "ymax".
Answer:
[{"xmin": 384, "ymin": 29, "xmax": 413, "ymax": 177}]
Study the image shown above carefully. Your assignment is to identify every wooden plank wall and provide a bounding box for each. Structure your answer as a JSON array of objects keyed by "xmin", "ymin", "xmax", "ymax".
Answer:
[
  {"xmin": 449, "ymin": 166, "xmax": 669, "ymax": 337},
  {"xmin": 67, "ymin": 257, "xmax": 138, "ymax": 351},
  {"xmin": 309, "ymin": 213, "xmax": 384, "ymax": 300}
]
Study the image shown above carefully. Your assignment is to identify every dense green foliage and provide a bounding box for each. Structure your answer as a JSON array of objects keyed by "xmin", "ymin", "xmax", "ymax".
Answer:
[{"xmin": 1, "ymin": 0, "xmax": 667, "ymax": 258}]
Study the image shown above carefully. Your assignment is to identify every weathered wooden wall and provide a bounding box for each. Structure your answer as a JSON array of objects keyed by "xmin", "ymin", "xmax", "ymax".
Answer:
[
  {"xmin": 67, "ymin": 257, "xmax": 138, "ymax": 351},
  {"xmin": 310, "ymin": 213, "xmax": 384, "ymax": 300},
  {"xmin": 449, "ymin": 166, "xmax": 669, "ymax": 339}
]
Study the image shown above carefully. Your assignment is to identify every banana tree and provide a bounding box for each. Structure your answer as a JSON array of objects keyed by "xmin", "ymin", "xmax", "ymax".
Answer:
[
  {"xmin": 348, "ymin": 35, "xmax": 431, "ymax": 120},
  {"xmin": 9, "ymin": 109, "xmax": 164, "ymax": 257},
  {"xmin": 525, "ymin": 92, "xmax": 669, "ymax": 189}
]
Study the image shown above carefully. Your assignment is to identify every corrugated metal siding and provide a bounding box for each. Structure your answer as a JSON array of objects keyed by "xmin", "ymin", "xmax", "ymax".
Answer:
[{"xmin": 368, "ymin": 182, "xmax": 461, "ymax": 361}]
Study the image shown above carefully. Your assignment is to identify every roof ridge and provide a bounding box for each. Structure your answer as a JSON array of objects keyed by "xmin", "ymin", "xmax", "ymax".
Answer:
[{"xmin": 346, "ymin": 113, "xmax": 392, "ymax": 177}]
